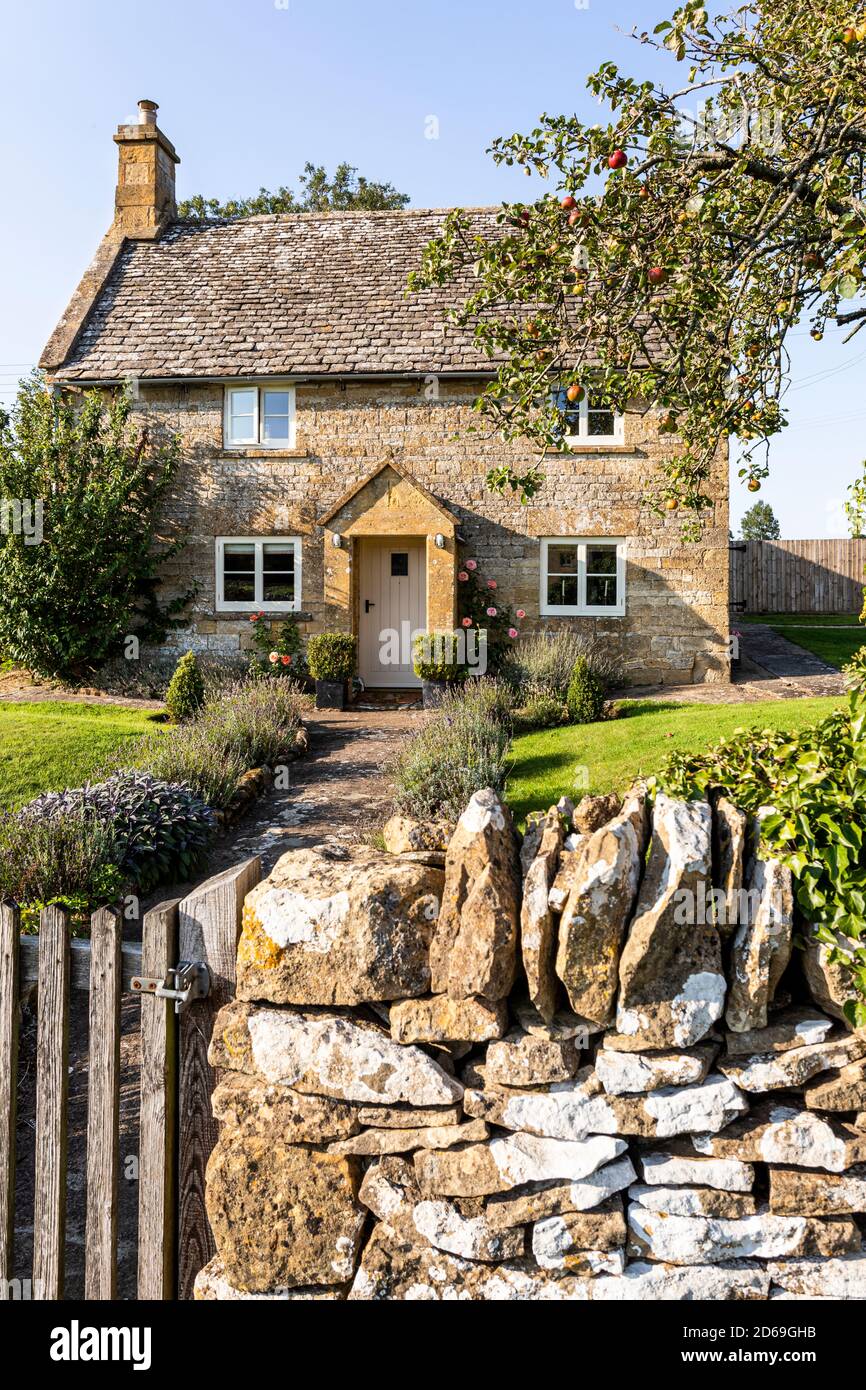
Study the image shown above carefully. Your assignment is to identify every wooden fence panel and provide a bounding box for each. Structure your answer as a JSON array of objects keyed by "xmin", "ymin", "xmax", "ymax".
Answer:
[
  {"xmin": 137, "ymin": 899, "xmax": 179, "ymax": 1301},
  {"xmin": 0, "ymin": 904, "xmax": 19, "ymax": 1298},
  {"xmin": 177, "ymin": 858, "xmax": 261, "ymax": 1300},
  {"xmin": 84, "ymin": 907, "xmax": 123, "ymax": 1300},
  {"xmin": 33, "ymin": 906, "xmax": 70, "ymax": 1301},
  {"xmin": 729, "ymin": 538, "xmax": 866, "ymax": 613}
]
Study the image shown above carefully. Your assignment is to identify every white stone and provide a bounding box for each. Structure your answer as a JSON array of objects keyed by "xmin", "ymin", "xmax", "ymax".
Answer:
[
  {"xmin": 767, "ymin": 1250, "xmax": 866, "ymax": 1300},
  {"xmin": 595, "ymin": 1046, "xmax": 714, "ymax": 1095},
  {"xmin": 588, "ymin": 1260, "xmax": 770, "ymax": 1301},
  {"xmin": 641, "ymin": 1149, "xmax": 755, "ymax": 1192},
  {"xmin": 245, "ymin": 1007, "xmax": 463, "ymax": 1106},
  {"xmin": 720, "ymin": 1032, "xmax": 866, "ymax": 1093},
  {"xmin": 628, "ymin": 1202, "xmax": 855, "ymax": 1264},
  {"xmin": 490, "ymin": 1132, "xmax": 628, "ymax": 1188},
  {"xmin": 531, "ymin": 1220, "xmax": 626, "ymax": 1275}
]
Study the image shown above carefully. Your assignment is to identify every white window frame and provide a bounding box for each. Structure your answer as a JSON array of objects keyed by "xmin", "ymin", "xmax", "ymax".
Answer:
[
  {"xmin": 215, "ymin": 536, "xmax": 302, "ymax": 613},
  {"xmin": 223, "ymin": 384, "xmax": 296, "ymax": 448},
  {"xmin": 553, "ymin": 391, "xmax": 625, "ymax": 446},
  {"xmin": 540, "ymin": 537, "xmax": 626, "ymax": 618}
]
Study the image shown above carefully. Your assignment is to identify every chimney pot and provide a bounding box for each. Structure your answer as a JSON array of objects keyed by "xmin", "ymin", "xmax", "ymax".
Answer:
[{"xmin": 138, "ymin": 99, "xmax": 159, "ymax": 126}]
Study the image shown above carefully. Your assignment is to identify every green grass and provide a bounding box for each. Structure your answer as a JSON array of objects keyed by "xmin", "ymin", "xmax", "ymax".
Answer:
[
  {"xmin": 506, "ymin": 695, "xmax": 844, "ymax": 827},
  {"xmin": 740, "ymin": 612, "xmax": 865, "ymax": 670},
  {"xmin": 0, "ymin": 701, "xmax": 166, "ymax": 811}
]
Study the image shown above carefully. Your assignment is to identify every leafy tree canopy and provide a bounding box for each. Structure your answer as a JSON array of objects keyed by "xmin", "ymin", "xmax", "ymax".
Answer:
[
  {"xmin": 740, "ymin": 499, "xmax": 781, "ymax": 538},
  {"xmin": 0, "ymin": 377, "xmax": 188, "ymax": 679},
  {"xmin": 178, "ymin": 161, "xmax": 410, "ymax": 221},
  {"xmin": 411, "ymin": 0, "xmax": 866, "ymax": 537}
]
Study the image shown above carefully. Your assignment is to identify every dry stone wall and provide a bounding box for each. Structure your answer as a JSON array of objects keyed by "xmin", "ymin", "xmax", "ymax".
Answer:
[{"xmin": 195, "ymin": 787, "xmax": 866, "ymax": 1301}]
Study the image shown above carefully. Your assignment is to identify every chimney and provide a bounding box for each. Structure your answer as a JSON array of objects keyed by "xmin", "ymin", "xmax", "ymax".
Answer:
[{"xmin": 113, "ymin": 99, "xmax": 179, "ymax": 239}]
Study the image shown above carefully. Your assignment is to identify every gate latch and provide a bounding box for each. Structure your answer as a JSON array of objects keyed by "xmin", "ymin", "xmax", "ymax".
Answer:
[{"xmin": 131, "ymin": 961, "xmax": 211, "ymax": 1014}]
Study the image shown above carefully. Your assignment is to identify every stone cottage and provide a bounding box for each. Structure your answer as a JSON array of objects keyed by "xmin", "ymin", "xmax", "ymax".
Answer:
[{"xmin": 41, "ymin": 101, "xmax": 730, "ymax": 689}]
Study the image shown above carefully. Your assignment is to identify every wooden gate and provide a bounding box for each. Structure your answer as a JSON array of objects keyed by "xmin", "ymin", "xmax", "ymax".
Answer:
[{"xmin": 0, "ymin": 856, "xmax": 260, "ymax": 1302}]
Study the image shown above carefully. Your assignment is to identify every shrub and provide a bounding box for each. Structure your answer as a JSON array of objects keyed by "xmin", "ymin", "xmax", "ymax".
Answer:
[
  {"xmin": 21, "ymin": 770, "xmax": 216, "ymax": 893},
  {"xmin": 0, "ymin": 376, "xmax": 190, "ymax": 679},
  {"xmin": 660, "ymin": 646, "xmax": 866, "ymax": 1025},
  {"xmin": 386, "ymin": 679, "xmax": 511, "ymax": 820},
  {"xmin": 566, "ymin": 656, "xmax": 607, "ymax": 724},
  {"xmin": 132, "ymin": 726, "xmax": 248, "ymax": 810},
  {"xmin": 307, "ymin": 633, "xmax": 356, "ymax": 682},
  {"xmin": 165, "ymin": 651, "xmax": 206, "ymax": 722},
  {"xmin": 513, "ymin": 692, "xmax": 567, "ymax": 732},
  {"xmin": 501, "ymin": 629, "xmax": 621, "ymax": 703},
  {"xmin": 412, "ymin": 631, "xmax": 464, "ymax": 682},
  {"xmin": 247, "ymin": 613, "xmax": 306, "ymax": 680},
  {"xmin": 0, "ymin": 807, "xmax": 124, "ymax": 919},
  {"xmin": 456, "ymin": 561, "xmax": 519, "ymax": 673},
  {"xmin": 129, "ymin": 676, "xmax": 308, "ymax": 808}
]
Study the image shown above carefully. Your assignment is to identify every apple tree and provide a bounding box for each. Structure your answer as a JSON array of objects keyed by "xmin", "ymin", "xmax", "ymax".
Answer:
[{"xmin": 410, "ymin": 0, "xmax": 866, "ymax": 538}]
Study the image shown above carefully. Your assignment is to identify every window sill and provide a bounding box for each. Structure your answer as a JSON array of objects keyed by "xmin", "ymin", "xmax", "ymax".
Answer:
[
  {"xmin": 221, "ymin": 446, "xmax": 309, "ymax": 459},
  {"xmin": 541, "ymin": 610, "xmax": 626, "ymax": 620},
  {"xmin": 565, "ymin": 444, "xmax": 634, "ymax": 454},
  {"xmin": 214, "ymin": 608, "xmax": 312, "ymax": 619}
]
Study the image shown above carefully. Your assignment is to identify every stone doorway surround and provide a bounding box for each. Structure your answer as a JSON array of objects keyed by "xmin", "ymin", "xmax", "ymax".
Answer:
[{"xmin": 319, "ymin": 460, "xmax": 460, "ymax": 685}]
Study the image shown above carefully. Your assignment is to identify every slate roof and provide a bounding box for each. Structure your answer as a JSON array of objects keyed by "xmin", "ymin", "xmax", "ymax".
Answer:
[{"xmin": 49, "ymin": 208, "xmax": 517, "ymax": 382}]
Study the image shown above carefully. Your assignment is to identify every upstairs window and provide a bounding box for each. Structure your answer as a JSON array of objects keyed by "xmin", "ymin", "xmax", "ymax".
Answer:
[
  {"xmin": 224, "ymin": 385, "xmax": 296, "ymax": 447},
  {"xmin": 552, "ymin": 389, "xmax": 624, "ymax": 445},
  {"xmin": 540, "ymin": 537, "xmax": 626, "ymax": 617},
  {"xmin": 215, "ymin": 536, "xmax": 301, "ymax": 612}
]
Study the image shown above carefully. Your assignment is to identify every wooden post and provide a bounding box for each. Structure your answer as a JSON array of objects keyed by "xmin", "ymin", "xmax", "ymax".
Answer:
[
  {"xmin": 0, "ymin": 903, "xmax": 20, "ymax": 1298},
  {"xmin": 84, "ymin": 907, "xmax": 123, "ymax": 1300},
  {"xmin": 177, "ymin": 858, "xmax": 260, "ymax": 1301},
  {"xmin": 137, "ymin": 899, "xmax": 179, "ymax": 1301},
  {"xmin": 33, "ymin": 906, "xmax": 70, "ymax": 1300}
]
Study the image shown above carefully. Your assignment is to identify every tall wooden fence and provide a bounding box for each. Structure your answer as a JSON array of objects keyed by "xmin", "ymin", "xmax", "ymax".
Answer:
[
  {"xmin": 0, "ymin": 856, "xmax": 260, "ymax": 1302},
  {"xmin": 730, "ymin": 539, "xmax": 866, "ymax": 614}
]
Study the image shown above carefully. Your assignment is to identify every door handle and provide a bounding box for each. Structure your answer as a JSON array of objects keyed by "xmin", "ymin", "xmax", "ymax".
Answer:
[{"xmin": 365, "ymin": 599, "xmax": 375, "ymax": 613}]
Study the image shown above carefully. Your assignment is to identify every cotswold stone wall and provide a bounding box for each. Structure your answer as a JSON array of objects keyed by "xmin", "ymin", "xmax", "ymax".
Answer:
[
  {"xmin": 133, "ymin": 379, "xmax": 729, "ymax": 686},
  {"xmin": 194, "ymin": 787, "xmax": 865, "ymax": 1301}
]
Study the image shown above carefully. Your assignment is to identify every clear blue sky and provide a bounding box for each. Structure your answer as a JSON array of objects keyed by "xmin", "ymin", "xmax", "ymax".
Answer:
[{"xmin": 1, "ymin": 0, "xmax": 863, "ymax": 537}]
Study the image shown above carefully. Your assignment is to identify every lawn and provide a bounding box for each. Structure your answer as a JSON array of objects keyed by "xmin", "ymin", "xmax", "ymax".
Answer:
[
  {"xmin": 740, "ymin": 613, "xmax": 865, "ymax": 670},
  {"xmin": 0, "ymin": 701, "xmax": 165, "ymax": 811},
  {"xmin": 506, "ymin": 694, "xmax": 844, "ymax": 827}
]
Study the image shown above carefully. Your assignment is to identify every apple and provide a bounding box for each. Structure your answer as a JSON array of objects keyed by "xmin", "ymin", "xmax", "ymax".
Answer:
[
  {"xmin": 561, "ymin": 195, "xmax": 577, "ymax": 210},
  {"xmin": 664, "ymin": 498, "xmax": 678, "ymax": 511},
  {"xmin": 776, "ymin": 300, "xmax": 789, "ymax": 314},
  {"xmin": 568, "ymin": 208, "xmax": 583, "ymax": 228},
  {"xmin": 742, "ymin": 400, "xmax": 755, "ymax": 413},
  {"xmin": 804, "ymin": 251, "xmax": 824, "ymax": 269},
  {"xmin": 608, "ymin": 150, "xmax": 628, "ymax": 170},
  {"xmin": 811, "ymin": 328, "xmax": 824, "ymax": 341},
  {"xmin": 566, "ymin": 383, "xmax": 585, "ymax": 403},
  {"xmin": 747, "ymin": 479, "xmax": 761, "ymax": 492},
  {"xmin": 842, "ymin": 25, "xmax": 858, "ymax": 43},
  {"xmin": 648, "ymin": 266, "xmax": 667, "ymax": 286}
]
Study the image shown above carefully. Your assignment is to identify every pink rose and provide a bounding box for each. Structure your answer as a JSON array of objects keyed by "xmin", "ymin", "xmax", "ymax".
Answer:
[
  {"xmin": 458, "ymin": 571, "xmax": 469, "ymax": 582},
  {"xmin": 466, "ymin": 559, "xmax": 478, "ymax": 571},
  {"xmin": 281, "ymin": 655, "xmax": 292, "ymax": 666},
  {"xmin": 269, "ymin": 652, "xmax": 279, "ymax": 664},
  {"xmin": 516, "ymin": 609, "xmax": 526, "ymax": 619},
  {"xmin": 508, "ymin": 627, "xmax": 518, "ymax": 639},
  {"xmin": 461, "ymin": 617, "xmax": 472, "ymax": 628},
  {"xmin": 487, "ymin": 579, "xmax": 497, "ymax": 590},
  {"xmin": 249, "ymin": 614, "xmax": 259, "ymax": 623},
  {"xmin": 486, "ymin": 606, "xmax": 497, "ymax": 617}
]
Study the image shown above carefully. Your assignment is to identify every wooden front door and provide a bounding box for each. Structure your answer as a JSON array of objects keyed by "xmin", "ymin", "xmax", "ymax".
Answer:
[{"xmin": 358, "ymin": 539, "xmax": 426, "ymax": 687}]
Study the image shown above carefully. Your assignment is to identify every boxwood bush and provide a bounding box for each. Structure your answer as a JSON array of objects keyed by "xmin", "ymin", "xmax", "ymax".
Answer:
[{"xmin": 307, "ymin": 633, "xmax": 356, "ymax": 682}]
